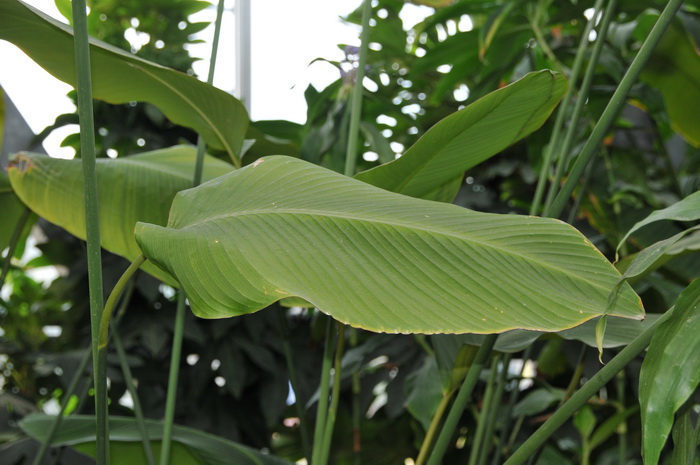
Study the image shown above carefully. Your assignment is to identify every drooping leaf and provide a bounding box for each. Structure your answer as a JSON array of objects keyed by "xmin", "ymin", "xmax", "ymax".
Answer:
[
  {"xmin": 557, "ymin": 314, "xmax": 663, "ymax": 349},
  {"xmin": 0, "ymin": 0, "xmax": 249, "ymax": 163},
  {"xmin": 354, "ymin": 70, "xmax": 566, "ymax": 199},
  {"xmin": 639, "ymin": 279, "xmax": 700, "ymax": 465},
  {"xmin": 7, "ymin": 146, "xmax": 234, "ymax": 283},
  {"xmin": 617, "ymin": 190, "xmax": 700, "ymax": 255},
  {"xmin": 636, "ymin": 14, "xmax": 700, "ymax": 147},
  {"xmin": 135, "ymin": 156, "xmax": 643, "ymax": 334},
  {"xmin": 19, "ymin": 414, "xmax": 292, "ymax": 465}
]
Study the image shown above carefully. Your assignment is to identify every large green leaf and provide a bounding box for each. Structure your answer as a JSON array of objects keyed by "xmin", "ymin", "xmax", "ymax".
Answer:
[
  {"xmin": 7, "ymin": 146, "xmax": 234, "ymax": 283},
  {"xmin": 639, "ymin": 279, "xmax": 700, "ymax": 465},
  {"xmin": 636, "ymin": 14, "xmax": 700, "ymax": 147},
  {"xmin": 0, "ymin": 0, "xmax": 248, "ymax": 163},
  {"xmin": 19, "ymin": 414, "xmax": 292, "ymax": 465},
  {"xmin": 135, "ymin": 156, "xmax": 643, "ymax": 334},
  {"xmin": 354, "ymin": 71, "xmax": 566, "ymax": 199}
]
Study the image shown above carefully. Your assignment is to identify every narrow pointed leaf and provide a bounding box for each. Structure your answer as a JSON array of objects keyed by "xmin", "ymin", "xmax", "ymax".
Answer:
[
  {"xmin": 0, "ymin": 0, "xmax": 248, "ymax": 162},
  {"xmin": 617, "ymin": 191, "xmax": 700, "ymax": 254},
  {"xmin": 639, "ymin": 279, "xmax": 700, "ymax": 465},
  {"xmin": 135, "ymin": 156, "xmax": 643, "ymax": 334},
  {"xmin": 19, "ymin": 414, "xmax": 292, "ymax": 465},
  {"xmin": 354, "ymin": 71, "xmax": 566, "ymax": 199},
  {"xmin": 7, "ymin": 146, "xmax": 234, "ymax": 283}
]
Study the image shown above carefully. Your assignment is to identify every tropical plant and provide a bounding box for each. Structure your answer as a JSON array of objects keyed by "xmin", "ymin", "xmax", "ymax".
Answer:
[{"xmin": 1, "ymin": 0, "xmax": 699, "ymax": 465}]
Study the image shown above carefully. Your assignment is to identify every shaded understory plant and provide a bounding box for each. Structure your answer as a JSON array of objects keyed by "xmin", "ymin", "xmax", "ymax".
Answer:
[{"xmin": 1, "ymin": 0, "xmax": 699, "ymax": 464}]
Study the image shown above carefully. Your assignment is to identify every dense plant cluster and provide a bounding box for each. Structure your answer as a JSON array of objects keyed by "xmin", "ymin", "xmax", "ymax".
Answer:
[{"xmin": 0, "ymin": 0, "xmax": 698, "ymax": 464}]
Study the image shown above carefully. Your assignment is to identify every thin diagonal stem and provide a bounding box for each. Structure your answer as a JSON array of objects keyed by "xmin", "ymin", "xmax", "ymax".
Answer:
[
  {"xmin": 504, "ymin": 311, "xmax": 670, "ymax": 465},
  {"xmin": 318, "ymin": 322, "xmax": 346, "ymax": 465},
  {"xmin": 311, "ymin": 318, "xmax": 336, "ymax": 464}
]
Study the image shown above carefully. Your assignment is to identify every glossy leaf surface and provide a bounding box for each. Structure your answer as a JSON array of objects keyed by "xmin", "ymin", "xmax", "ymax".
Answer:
[
  {"xmin": 20, "ymin": 414, "xmax": 292, "ymax": 465},
  {"xmin": 639, "ymin": 279, "xmax": 700, "ymax": 465},
  {"xmin": 135, "ymin": 156, "xmax": 643, "ymax": 334},
  {"xmin": 0, "ymin": 0, "xmax": 248, "ymax": 162},
  {"xmin": 354, "ymin": 71, "xmax": 566, "ymax": 199},
  {"xmin": 7, "ymin": 146, "xmax": 234, "ymax": 283}
]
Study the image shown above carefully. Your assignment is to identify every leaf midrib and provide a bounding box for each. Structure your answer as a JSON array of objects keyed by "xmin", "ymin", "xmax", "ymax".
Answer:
[{"xmin": 170, "ymin": 207, "xmax": 617, "ymax": 296}]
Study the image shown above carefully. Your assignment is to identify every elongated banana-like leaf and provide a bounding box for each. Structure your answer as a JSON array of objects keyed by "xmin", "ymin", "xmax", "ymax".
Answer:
[
  {"xmin": 135, "ymin": 156, "xmax": 643, "ymax": 334},
  {"xmin": 20, "ymin": 414, "xmax": 292, "ymax": 465},
  {"xmin": 8, "ymin": 146, "xmax": 234, "ymax": 283},
  {"xmin": 0, "ymin": 170, "xmax": 28, "ymax": 252},
  {"xmin": 0, "ymin": 0, "xmax": 248, "ymax": 163},
  {"xmin": 639, "ymin": 279, "xmax": 700, "ymax": 465},
  {"xmin": 354, "ymin": 71, "xmax": 566, "ymax": 199}
]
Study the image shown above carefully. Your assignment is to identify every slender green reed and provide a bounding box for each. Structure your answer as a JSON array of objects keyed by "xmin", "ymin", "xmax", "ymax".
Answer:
[
  {"xmin": 159, "ymin": 292, "xmax": 187, "ymax": 465},
  {"xmin": 69, "ymin": 0, "xmax": 108, "ymax": 461},
  {"xmin": 468, "ymin": 354, "xmax": 501, "ymax": 465},
  {"xmin": 426, "ymin": 335, "xmax": 496, "ymax": 465},
  {"xmin": 317, "ymin": 322, "xmax": 346, "ymax": 465},
  {"xmin": 548, "ymin": 0, "xmax": 685, "ymax": 219},
  {"xmin": 344, "ymin": 0, "xmax": 372, "ymax": 177},
  {"xmin": 530, "ymin": 0, "xmax": 604, "ymax": 216},
  {"xmin": 311, "ymin": 319, "xmax": 336, "ymax": 462},
  {"xmin": 543, "ymin": 0, "xmax": 617, "ymax": 214}
]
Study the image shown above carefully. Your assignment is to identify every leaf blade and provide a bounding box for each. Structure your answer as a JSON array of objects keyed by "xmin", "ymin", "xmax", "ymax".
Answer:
[{"xmin": 135, "ymin": 156, "xmax": 643, "ymax": 334}]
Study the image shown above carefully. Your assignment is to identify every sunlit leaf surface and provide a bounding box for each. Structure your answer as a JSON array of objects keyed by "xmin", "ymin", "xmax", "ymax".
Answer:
[
  {"xmin": 136, "ymin": 156, "xmax": 643, "ymax": 334},
  {"xmin": 7, "ymin": 146, "xmax": 234, "ymax": 283}
]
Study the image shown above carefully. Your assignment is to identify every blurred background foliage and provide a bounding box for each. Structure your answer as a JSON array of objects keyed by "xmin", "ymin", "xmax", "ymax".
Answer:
[{"xmin": 1, "ymin": 0, "xmax": 699, "ymax": 463}]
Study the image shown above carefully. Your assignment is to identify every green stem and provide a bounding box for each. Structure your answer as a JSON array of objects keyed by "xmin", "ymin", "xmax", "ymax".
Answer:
[
  {"xmin": 113, "ymin": 328, "xmax": 156, "ymax": 465},
  {"xmin": 159, "ymin": 291, "xmax": 187, "ymax": 465},
  {"xmin": 543, "ymin": 0, "xmax": 616, "ymax": 214},
  {"xmin": 548, "ymin": 0, "xmax": 685, "ymax": 219},
  {"xmin": 615, "ymin": 371, "xmax": 627, "ymax": 464},
  {"xmin": 344, "ymin": 0, "xmax": 372, "ymax": 177},
  {"xmin": 32, "ymin": 347, "xmax": 92, "ymax": 465},
  {"xmin": 275, "ymin": 310, "xmax": 312, "ymax": 460},
  {"xmin": 350, "ymin": 328, "xmax": 362, "ymax": 465},
  {"xmin": 0, "ymin": 207, "xmax": 31, "ymax": 290},
  {"xmin": 492, "ymin": 346, "xmax": 532, "ymax": 465},
  {"xmin": 504, "ymin": 311, "xmax": 671, "ymax": 465},
  {"xmin": 193, "ymin": 0, "xmax": 226, "ymax": 185},
  {"xmin": 415, "ymin": 392, "xmax": 454, "ymax": 465},
  {"xmin": 426, "ymin": 335, "xmax": 497, "ymax": 465},
  {"xmin": 318, "ymin": 322, "xmax": 346, "ymax": 465},
  {"xmin": 468, "ymin": 353, "xmax": 501, "ymax": 465},
  {"xmin": 98, "ymin": 254, "xmax": 147, "ymax": 350},
  {"xmin": 480, "ymin": 353, "xmax": 509, "ymax": 462},
  {"xmin": 311, "ymin": 318, "xmax": 336, "ymax": 464},
  {"xmin": 70, "ymin": 0, "xmax": 106, "ymax": 460}
]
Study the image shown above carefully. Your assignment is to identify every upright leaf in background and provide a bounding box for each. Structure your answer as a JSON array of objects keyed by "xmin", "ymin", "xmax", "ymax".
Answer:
[
  {"xmin": 0, "ymin": 0, "xmax": 249, "ymax": 164},
  {"xmin": 135, "ymin": 156, "xmax": 643, "ymax": 334},
  {"xmin": 7, "ymin": 146, "xmax": 234, "ymax": 283},
  {"xmin": 0, "ymin": 171, "xmax": 29, "ymax": 253},
  {"xmin": 354, "ymin": 71, "xmax": 566, "ymax": 200},
  {"xmin": 636, "ymin": 14, "xmax": 700, "ymax": 147},
  {"xmin": 639, "ymin": 279, "xmax": 700, "ymax": 465}
]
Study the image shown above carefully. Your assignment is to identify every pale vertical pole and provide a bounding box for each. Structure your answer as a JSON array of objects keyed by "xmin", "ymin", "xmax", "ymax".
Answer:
[{"xmin": 235, "ymin": 0, "xmax": 252, "ymax": 112}]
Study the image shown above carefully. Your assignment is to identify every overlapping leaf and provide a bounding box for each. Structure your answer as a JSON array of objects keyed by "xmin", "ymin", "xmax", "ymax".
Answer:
[
  {"xmin": 20, "ymin": 414, "xmax": 292, "ymax": 465},
  {"xmin": 639, "ymin": 279, "xmax": 700, "ymax": 465},
  {"xmin": 0, "ymin": 170, "xmax": 27, "ymax": 252},
  {"xmin": 7, "ymin": 146, "xmax": 234, "ymax": 283},
  {"xmin": 0, "ymin": 0, "xmax": 248, "ymax": 163},
  {"xmin": 354, "ymin": 71, "xmax": 566, "ymax": 199},
  {"xmin": 135, "ymin": 156, "xmax": 643, "ymax": 334}
]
